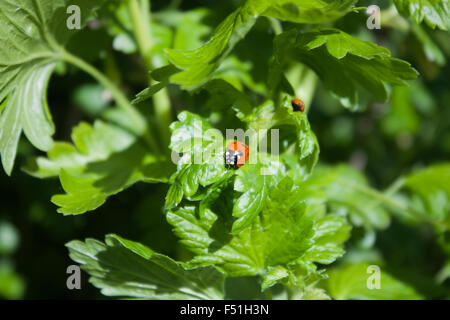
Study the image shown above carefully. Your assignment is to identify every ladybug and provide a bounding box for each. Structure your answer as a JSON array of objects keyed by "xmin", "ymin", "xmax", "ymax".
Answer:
[
  {"xmin": 291, "ymin": 98, "xmax": 305, "ymax": 112},
  {"xmin": 224, "ymin": 141, "xmax": 249, "ymax": 169}
]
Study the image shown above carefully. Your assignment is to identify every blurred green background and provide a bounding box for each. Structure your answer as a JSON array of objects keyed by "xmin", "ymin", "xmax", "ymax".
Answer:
[{"xmin": 0, "ymin": 0, "xmax": 449, "ymax": 299}]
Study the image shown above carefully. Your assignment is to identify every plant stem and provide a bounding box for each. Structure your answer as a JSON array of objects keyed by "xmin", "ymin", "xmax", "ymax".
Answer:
[
  {"xmin": 152, "ymin": 87, "xmax": 172, "ymax": 151},
  {"xmin": 61, "ymin": 50, "xmax": 142, "ymax": 129},
  {"xmin": 364, "ymin": 177, "xmax": 405, "ymax": 212},
  {"xmin": 61, "ymin": 50, "xmax": 160, "ymax": 152},
  {"xmin": 384, "ymin": 177, "xmax": 406, "ymax": 195},
  {"xmin": 127, "ymin": 0, "xmax": 152, "ymax": 70},
  {"xmin": 127, "ymin": 0, "xmax": 172, "ymax": 151}
]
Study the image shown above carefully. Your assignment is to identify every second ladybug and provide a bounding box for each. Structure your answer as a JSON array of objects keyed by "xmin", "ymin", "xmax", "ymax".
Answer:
[
  {"xmin": 224, "ymin": 141, "xmax": 249, "ymax": 169},
  {"xmin": 291, "ymin": 98, "xmax": 305, "ymax": 112}
]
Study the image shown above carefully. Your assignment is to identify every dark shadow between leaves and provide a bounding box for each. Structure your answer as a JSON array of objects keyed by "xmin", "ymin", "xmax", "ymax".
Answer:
[{"xmin": 205, "ymin": 184, "xmax": 236, "ymax": 253}]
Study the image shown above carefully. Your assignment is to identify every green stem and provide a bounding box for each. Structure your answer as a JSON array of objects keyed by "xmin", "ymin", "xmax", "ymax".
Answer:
[
  {"xmin": 364, "ymin": 177, "xmax": 405, "ymax": 211},
  {"xmin": 127, "ymin": 0, "xmax": 152, "ymax": 70},
  {"xmin": 384, "ymin": 177, "xmax": 406, "ymax": 195},
  {"xmin": 127, "ymin": 0, "xmax": 172, "ymax": 151},
  {"xmin": 61, "ymin": 50, "xmax": 160, "ymax": 152},
  {"xmin": 152, "ymin": 88, "xmax": 172, "ymax": 150}
]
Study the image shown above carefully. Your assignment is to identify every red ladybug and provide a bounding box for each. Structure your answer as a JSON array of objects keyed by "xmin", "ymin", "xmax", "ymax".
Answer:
[
  {"xmin": 224, "ymin": 141, "xmax": 249, "ymax": 169},
  {"xmin": 291, "ymin": 98, "xmax": 305, "ymax": 112}
]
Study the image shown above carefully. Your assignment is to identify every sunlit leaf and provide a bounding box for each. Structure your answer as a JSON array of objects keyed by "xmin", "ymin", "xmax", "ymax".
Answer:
[
  {"xmin": 67, "ymin": 234, "xmax": 225, "ymax": 299},
  {"xmin": 404, "ymin": 163, "xmax": 450, "ymax": 225},
  {"xmin": 165, "ymin": 0, "xmax": 357, "ymax": 90},
  {"xmin": 167, "ymin": 176, "xmax": 350, "ymax": 288},
  {"xmin": 165, "ymin": 111, "xmax": 227, "ymax": 209},
  {"xmin": 25, "ymin": 119, "xmax": 173, "ymax": 214},
  {"xmin": 305, "ymin": 165, "xmax": 391, "ymax": 230},
  {"xmin": 394, "ymin": 0, "xmax": 449, "ymax": 30},
  {"xmin": 0, "ymin": 0, "xmax": 105, "ymax": 175},
  {"xmin": 325, "ymin": 263, "xmax": 422, "ymax": 299}
]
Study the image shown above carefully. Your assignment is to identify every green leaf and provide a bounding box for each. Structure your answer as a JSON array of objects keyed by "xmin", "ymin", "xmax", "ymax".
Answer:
[
  {"xmin": 393, "ymin": 0, "xmax": 449, "ymax": 30},
  {"xmin": 163, "ymin": 10, "xmax": 267, "ymax": 94},
  {"xmin": 66, "ymin": 234, "xmax": 225, "ymax": 299},
  {"xmin": 0, "ymin": 0, "xmax": 105, "ymax": 175},
  {"xmin": 294, "ymin": 287, "xmax": 331, "ymax": 300},
  {"xmin": 306, "ymin": 165, "xmax": 391, "ymax": 230},
  {"xmin": 232, "ymin": 162, "xmax": 274, "ymax": 234},
  {"xmin": 214, "ymin": 56, "xmax": 267, "ymax": 95},
  {"xmin": 325, "ymin": 263, "xmax": 422, "ymax": 300},
  {"xmin": 102, "ymin": 1, "xmax": 137, "ymax": 54},
  {"xmin": 271, "ymin": 28, "xmax": 419, "ymax": 110},
  {"xmin": 169, "ymin": 111, "xmax": 218, "ymax": 153},
  {"xmin": 201, "ymin": 79, "xmax": 254, "ymax": 120},
  {"xmin": 261, "ymin": 266, "xmax": 289, "ymax": 291},
  {"xmin": 165, "ymin": 4, "xmax": 258, "ymax": 90},
  {"xmin": 273, "ymin": 98, "xmax": 320, "ymax": 173},
  {"xmin": 165, "ymin": 111, "xmax": 227, "ymax": 209},
  {"xmin": 243, "ymin": 99, "xmax": 320, "ymax": 174},
  {"xmin": 167, "ymin": 176, "xmax": 350, "ymax": 284},
  {"xmin": 381, "ymin": 86, "xmax": 420, "ymax": 137},
  {"xmin": 404, "ymin": 163, "xmax": 450, "ymax": 225},
  {"xmin": 165, "ymin": 0, "xmax": 357, "ymax": 90},
  {"xmin": 131, "ymin": 65, "xmax": 179, "ymax": 104},
  {"xmin": 411, "ymin": 23, "xmax": 446, "ymax": 65},
  {"xmin": 103, "ymin": 1, "xmax": 173, "ymax": 67},
  {"xmin": 171, "ymin": 8, "xmax": 212, "ymax": 51},
  {"xmin": 166, "ymin": 162, "xmax": 228, "ymax": 210},
  {"xmin": 262, "ymin": 0, "xmax": 358, "ymax": 24},
  {"xmin": 303, "ymin": 214, "xmax": 352, "ymax": 264},
  {"xmin": 25, "ymin": 119, "xmax": 173, "ymax": 214},
  {"xmin": 405, "ymin": 163, "xmax": 450, "ymax": 199},
  {"xmin": 259, "ymin": 177, "xmax": 317, "ymax": 266}
]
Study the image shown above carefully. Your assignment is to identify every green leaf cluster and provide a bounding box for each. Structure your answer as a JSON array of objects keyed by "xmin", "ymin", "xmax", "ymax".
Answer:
[
  {"xmin": 167, "ymin": 176, "xmax": 351, "ymax": 292},
  {"xmin": 0, "ymin": 0, "xmax": 106, "ymax": 175},
  {"xmin": 270, "ymin": 28, "xmax": 418, "ymax": 110},
  {"xmin": 26, "ymin": 117, "xmax": 173, "ymax": 214},
  {"xmin": 164, "ymin": 0, "xmax": 358, "ymax": 90}
]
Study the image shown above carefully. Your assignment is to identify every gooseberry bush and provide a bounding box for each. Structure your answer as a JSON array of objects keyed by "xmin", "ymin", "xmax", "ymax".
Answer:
[{"xmin": 1, "ymin": 0, "xmax": 449, "ymax": 299}]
